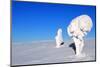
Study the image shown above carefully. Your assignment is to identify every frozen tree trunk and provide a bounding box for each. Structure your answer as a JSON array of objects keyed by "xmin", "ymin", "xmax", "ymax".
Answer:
[{"xmin": 73, "ymin": 37, "xmax": 84, "ymax": 57}]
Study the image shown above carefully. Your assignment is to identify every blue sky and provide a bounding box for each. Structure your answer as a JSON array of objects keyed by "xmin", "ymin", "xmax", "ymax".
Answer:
[{"xmin": 12, "ymin": 1, "xmax": 96, "ymax": 42}]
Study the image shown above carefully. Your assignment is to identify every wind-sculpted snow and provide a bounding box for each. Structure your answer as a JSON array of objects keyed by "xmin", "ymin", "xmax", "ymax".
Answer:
[
  {"xmin": 67, "ymin": 15, "xmax": 93, "ymax": 57},
  {"xmin": 55, "ymin": 28, "xmax": 64, "ymax": 48}
]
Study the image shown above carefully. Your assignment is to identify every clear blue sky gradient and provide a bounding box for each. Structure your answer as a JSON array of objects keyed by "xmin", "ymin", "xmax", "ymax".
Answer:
[{"xmin": 12, "ymin": 1, "xmax": 96, "ymax": 42}]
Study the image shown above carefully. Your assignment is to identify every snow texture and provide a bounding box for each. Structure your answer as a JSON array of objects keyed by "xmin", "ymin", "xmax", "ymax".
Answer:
[
  {"xmin": 67, "ymin": 15, "xmax": 93, "ymax": 57},
  {"xmin": 55, "ymin": 28, "xmax": 64, "ymax": 48}
]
